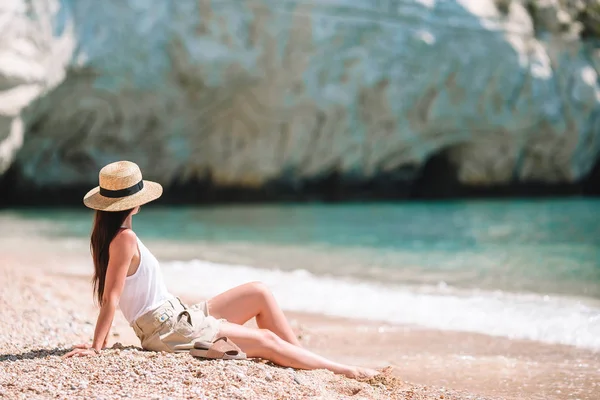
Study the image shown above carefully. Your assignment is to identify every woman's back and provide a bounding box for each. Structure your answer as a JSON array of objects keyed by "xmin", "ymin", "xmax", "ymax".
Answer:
[{"xmin": 119, "ymin": 231, "xmax": 173, "ymax": 324}]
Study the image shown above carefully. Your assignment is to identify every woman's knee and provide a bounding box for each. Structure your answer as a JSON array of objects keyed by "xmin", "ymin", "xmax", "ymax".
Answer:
[{"xmin": 248, "ymin": 281, "xmax": 272, "ymax": 299}]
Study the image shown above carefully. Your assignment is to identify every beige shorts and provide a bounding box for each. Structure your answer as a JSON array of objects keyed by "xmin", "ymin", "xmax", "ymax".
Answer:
[{"xmin": 131, "ymin": 298, "xmax": 222, "ymax": 353}]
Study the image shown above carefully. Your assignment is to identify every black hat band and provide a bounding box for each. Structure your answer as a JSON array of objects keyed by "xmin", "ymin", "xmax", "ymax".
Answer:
[{"xmin": 99, "ymin": 180, "xmax": 144, "ymax": 198}]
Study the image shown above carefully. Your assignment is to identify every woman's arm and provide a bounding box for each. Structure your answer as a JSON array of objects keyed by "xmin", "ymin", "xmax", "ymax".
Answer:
[{"xmin": 64, "ymin": 230, "xmax": 137, "ymax": 358}]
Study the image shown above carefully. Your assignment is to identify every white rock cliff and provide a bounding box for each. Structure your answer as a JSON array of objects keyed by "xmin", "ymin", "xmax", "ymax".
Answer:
[{"xmin": 0, "ymin": 0, "xmax": 599, "ymax": 195}]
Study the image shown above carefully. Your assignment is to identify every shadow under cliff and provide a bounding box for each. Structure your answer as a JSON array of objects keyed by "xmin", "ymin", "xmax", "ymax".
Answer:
[
  {"xmin": 410, "ymin": 146, "xmax": 596, "ymax": 200},
  {"xmin": 0, "ymin": 154, "xmax": 596, "ymax": 208}
]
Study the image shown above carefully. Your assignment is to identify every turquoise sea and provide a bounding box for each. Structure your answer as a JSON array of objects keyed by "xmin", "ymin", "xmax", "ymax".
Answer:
[{"xmin": 10, "ymin": 198, "xmax": 600, "ymax": 350}]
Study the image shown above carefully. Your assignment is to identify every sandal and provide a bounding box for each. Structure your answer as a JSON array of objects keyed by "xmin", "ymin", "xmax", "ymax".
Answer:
[{"xmin": 190, "ymin": 337, "xmax": 247, "ymax": 360}]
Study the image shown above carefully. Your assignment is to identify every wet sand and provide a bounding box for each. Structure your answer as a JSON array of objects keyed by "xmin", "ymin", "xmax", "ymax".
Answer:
[{"xmin": 0, "ymin": 216, "xmax": 598, "ymax": 399}]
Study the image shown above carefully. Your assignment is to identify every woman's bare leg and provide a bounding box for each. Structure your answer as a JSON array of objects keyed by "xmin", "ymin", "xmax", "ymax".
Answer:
[
  {"xmin": 207, "ymin": 282, "xmax": 301, "ymax": 346},
  {"xmin": 217, "ymin": 321, "xmax": 378, "ymax": 379}
]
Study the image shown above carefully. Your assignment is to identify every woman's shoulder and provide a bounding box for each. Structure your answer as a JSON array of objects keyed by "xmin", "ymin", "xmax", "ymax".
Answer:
[{"xmin": 110, "ymin": 228, "xmax": 138, "ymax": 251}]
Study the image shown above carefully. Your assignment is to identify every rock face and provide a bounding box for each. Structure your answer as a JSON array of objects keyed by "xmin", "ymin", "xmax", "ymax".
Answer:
[
  {"xmin": 0, "ymin": 0, "xmax": 74, "ymax": 176},
  {"xmin": 1, "ymin": 0, "xmax": 599, "ymax": 202}
]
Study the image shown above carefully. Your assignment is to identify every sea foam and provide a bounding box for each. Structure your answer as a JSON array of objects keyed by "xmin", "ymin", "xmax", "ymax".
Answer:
[{"xmin": 162, "ymin": 259, "xmax": 600, "ymax": 351}]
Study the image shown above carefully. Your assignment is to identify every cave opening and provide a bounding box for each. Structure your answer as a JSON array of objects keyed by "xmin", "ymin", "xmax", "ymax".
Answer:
[{"xmin": 411, "ymin": 146, "xmax": 462, "ymax": 199}]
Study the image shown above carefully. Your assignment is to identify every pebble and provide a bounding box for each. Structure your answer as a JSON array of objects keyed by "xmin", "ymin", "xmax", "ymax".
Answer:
[
  {"xmin": 293, "ymin": 375, "xmax": 303, "ymax": 385},
  {"xmin": 264, "ymin": 373, "xmax": 273, "ymax": 382}
]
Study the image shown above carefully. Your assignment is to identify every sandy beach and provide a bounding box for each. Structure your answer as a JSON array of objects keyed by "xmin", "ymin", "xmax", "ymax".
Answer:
[{"xmin": 1, "ymin": 215, "xmax": 598, "ymax": 399}]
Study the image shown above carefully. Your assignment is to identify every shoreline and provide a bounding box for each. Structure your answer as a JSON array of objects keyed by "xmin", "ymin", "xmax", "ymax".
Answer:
[{"xmin": 1, "ymin": 218, "xmax": 599, "ymax": 399}]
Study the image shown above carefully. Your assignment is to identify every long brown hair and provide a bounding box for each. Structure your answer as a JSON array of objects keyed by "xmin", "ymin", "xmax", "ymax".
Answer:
[{"xmin": 90, "ymin": 209, "xmax": 133, "ymax": 305}]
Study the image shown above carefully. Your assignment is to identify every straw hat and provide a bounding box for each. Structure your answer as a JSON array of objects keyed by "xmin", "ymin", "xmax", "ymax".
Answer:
[{"xmin": 83, "ymin": 161, "xmax": 163, "ymax": 211}]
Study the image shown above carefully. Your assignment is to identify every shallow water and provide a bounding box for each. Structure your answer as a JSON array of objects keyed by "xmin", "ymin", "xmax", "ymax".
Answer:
[{"xmin": 7, "ymin": 198, "xmax": 600, "ymax": 349}]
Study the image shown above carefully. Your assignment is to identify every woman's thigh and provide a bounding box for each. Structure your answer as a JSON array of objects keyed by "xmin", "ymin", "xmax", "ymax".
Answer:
[{"xmin": 206, "ymin": 282, "xmax": 265, "ymax": 325}]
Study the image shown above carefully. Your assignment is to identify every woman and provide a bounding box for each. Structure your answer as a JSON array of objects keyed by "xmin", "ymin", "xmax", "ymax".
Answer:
[{"xmin": 64, "ymin": 161, "xmax": 379, "ymax": 380}]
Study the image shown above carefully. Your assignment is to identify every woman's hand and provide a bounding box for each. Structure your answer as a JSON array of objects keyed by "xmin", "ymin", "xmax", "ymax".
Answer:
[{"xmin": 63, "ymin": 345, "xmax": 100, "ymax": 358}]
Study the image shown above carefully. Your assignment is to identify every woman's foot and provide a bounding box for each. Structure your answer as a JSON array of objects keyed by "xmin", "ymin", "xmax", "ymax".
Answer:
[{"xmin": 346, "ymin": 366, "xmax": 380, "ymax": 380}]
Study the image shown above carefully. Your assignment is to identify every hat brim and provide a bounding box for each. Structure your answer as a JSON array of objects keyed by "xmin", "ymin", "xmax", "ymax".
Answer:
[{"xmin": 83, "ymin": 180, "xmax": 163, "ymax": 212}]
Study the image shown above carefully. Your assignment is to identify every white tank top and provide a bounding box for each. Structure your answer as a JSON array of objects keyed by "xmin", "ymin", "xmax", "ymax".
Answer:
[{"xmin": 119, "ymin": 233, "xmax": 174, "ymax": 324}]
